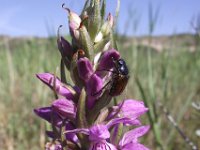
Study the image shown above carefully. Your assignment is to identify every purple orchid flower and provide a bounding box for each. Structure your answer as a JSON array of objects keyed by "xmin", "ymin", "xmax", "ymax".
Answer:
[
  {"xmin": 77, "ymin": 57, "xmax": 104, "ymax": 108},
  {"xmin": 96, "ymin": 49, "xmax": 120, "ymax": 78},
  {"xmin": 63, "ymin": 124, "xmax": 116, "ymax": 150},
  {"xmin": 77, "ymin": 57, "xmax": 94, "ymax": 83},
  {"xmin": 77, "ymin": 49, "xmax": 121, "ymax": 108},
  {"xmin": 46, "ymin": 122, "xmax": 78, "ymax": 144},
  {"xmin": 119, "ymin": 125, "xmax": 150, "ymax": 150},
  {"xmin": 65, "ymin": 8, "xmax": 81, "ymax": 41},
  {"xmin": 64, "ymin": 117, "xmax": 150, "ymax": 150},
  {"xmin": 34, "ymin": 107, "xmax": 62, "ymax": 127},
  {"xmin": 34, "ymin": 106, "xmax": 78, "ymax": 145},
  {"xmin": 57, "ymin": 35, "xmax": 74, "ymax": 65},
  {"xmin": 107, "ymin": 99, "xmax": 149, "ymax": 121},
  {"xmin": 36, "ymin": 73, "xmax": 78, "ymax": 101},
  {"xmin": 86, "ymin": 74, "xmax": 104, "ymax": 108},
  {"xmin": 52, "ymin": 98, "xmax": 77, "ymax": 120},
  {"xmin": 77, "ymin": 49, "xmax": 121, "ymax": 83},
  {"xmin": 34, "ymin": 97, "xmax": 77, "ymax": 122}
]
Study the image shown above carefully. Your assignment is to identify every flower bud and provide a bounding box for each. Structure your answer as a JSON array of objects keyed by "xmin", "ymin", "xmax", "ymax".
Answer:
[
  {"xmin": 87, "ymin": 0, "xmax": 101, "ymax": 40},
  {"xmin": 89, "ymin": 124, "xmax": 110, "ymax": 141},
  {"xmin": 77, "ymin": 57, "xmax": 94, "ymax": 82},
  {"xmin": 57, "ymin": 36, "xmax": 73, "ymax": 61},
  {"xmin": 34, "ymin": 107, "xmax": 62, "ymax": 127},
  {"xmin": 94, "ymin": 13, "xmax": 114, "ymax": 44},
  {"xmin": 52, "ymin": 99, "xmax": 77, "ymax": 119},
  {"xmin": 96, "ymin": 49, "xmax": 120, "ymax": 78},
  {"xmin": 94, "ymin": 31, "xmax": 103, "ymax": 43},
  {"xmin": 36, "ymin": 73, "xmax": 77, "ymax": 100},
  {"xmin": 86, "ymin": 74, "xmax": 103, "ymax": 109},
  {"xmin": 78, "ymin": 25, "xmax": 94, "ymax": 59},
  {"xmin": 101, "ymin": 13, "xmax": 114, "ymax": 36},
  {"xmin": 63, "ymin": 6, "xmax": 81, "ymax": 41}
]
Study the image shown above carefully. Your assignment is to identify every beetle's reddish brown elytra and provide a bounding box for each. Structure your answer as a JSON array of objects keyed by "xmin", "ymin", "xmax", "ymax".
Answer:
[
  {"xmin": 92, "ymin": 58, "xmax": 129, "ymax": 97},
  {"xmin": 109, "ymin": 58, "xmax": 129, "ymax": 96}
]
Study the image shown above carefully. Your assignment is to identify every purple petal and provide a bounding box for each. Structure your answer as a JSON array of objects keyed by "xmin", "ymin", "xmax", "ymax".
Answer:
[
  {"xmin": 86, "ymin": 74, "xmax": 103, "ymax": 109},
  {"xmin": 119, "ymin": 125, "xmax": 150, "ymax": 147},
  {"xmin": 68, "ymin": 10, "xmax": 81, "ymax": 28},
  {"xmin": 89, "ymin": 141, "xmax": 117, "ymax": 150},
  {"xmin": 121, "ymin": 142, "xmax": 150, "ymax": 150},
  {"xmin": 77, "ymin": 57, "xmax": 94, "ymax": 82},
  {"xmin": 108, "ymin": 100, "xmax": 148, "ymax": 120},
  {"xmin": 89, "ymin": 124, "xmax": 110, "ymax": 142},
  {"xmin": 65, "ymin": 122, "xmax": 78, "ymax": 143},
  {"xmin": 97, "ymin": 49, "xmax": 120, "ymax": 71},
  {"xmin": 122, "ymin": 119, "xmax": 141, "ymax": 126},
  {"xmin": 106, "ymin": 117, "xmax": 134, "ymax": 129},
  {"xmin": 52, "ymin": 99, "xmax": 76, "ymax": 119},
  {"xmin": 109, "ymin": 120, "xmax": 141, "ymax": 144},
  {"xmin": 69, "ymin": 22, "xmax": 80, "ymax": 40},
  {"xmin": 121, "ymin": 100, "xmax": 148, "ymax": 119},
  {"xmin": 67, "ymin": 9, "xmax": 81, "ymax": 39},
  {"xmin": 46, "ymin": 123, "xmax": 78, "ymax": 143},
  {"xmin": 34, "ymin": 107, "xmax": 62, "ymax": 127},
  {"xmin": 36, "ymin": 73, "xmax": 75, "ymax": 99},
  {"xmin": 57, "ymin": 36, "xmax": 73, "ymax": 60}
]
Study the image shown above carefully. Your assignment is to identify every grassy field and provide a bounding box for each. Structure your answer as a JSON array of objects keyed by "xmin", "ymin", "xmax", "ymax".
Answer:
[{"xmin": 0, "ymin": 35, "xmax": 199, "ymax": 149}]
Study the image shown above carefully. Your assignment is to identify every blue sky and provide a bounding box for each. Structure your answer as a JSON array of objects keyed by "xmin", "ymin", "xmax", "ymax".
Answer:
[{"xmin": 0, "ymin": 0, "xmax": 200, "ymax": 37}]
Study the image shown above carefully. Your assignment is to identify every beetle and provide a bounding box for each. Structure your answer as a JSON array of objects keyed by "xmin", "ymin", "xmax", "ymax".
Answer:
[
  {"xmin": 93, "ymin": 58, "xmax": 129, "ymax": 97},
  {"xmin": 108, "ymin": 58, "xmax": 129, "ymax": 96}
]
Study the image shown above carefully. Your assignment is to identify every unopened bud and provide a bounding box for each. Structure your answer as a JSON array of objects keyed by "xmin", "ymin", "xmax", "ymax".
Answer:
[
  {"xmin": 79, "ymin": 25, "xmax": 94, "ymax": 59},
  {"xmin": 101, "ymin": 13, "xmax": 114, "ymax": 36},
  {"xmin": 62, "ymin": 5, "xmax": 81, "ymax": 28},
  {"xmin": 63, "ymin": 5, "xmax": 81, "ymax": 40},
  {"xmin": 87, "ymin": 0, "xmax": 101, "ymax": 40}
]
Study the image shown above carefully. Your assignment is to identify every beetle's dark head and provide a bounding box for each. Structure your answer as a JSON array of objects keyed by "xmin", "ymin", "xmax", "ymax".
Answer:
[{"xmin": 116, "ymin": 59, "xmax": 129, "ymax": 75}]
